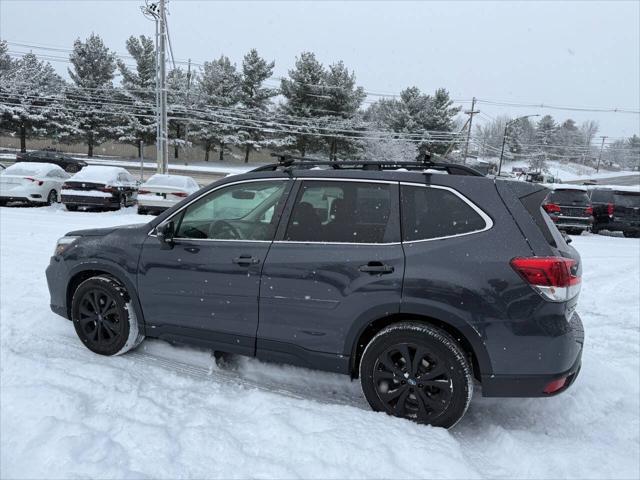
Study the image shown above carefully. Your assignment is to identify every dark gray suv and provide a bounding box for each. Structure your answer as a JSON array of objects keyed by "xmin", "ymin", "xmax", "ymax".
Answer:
[{"xmin": 45, "ymin": 157, "xmax": 584, "ymax": 428}]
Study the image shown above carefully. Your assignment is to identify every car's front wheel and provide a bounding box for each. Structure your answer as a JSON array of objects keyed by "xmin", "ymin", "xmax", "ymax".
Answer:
[
  {"xmin": 71, "ymin": 276, "xmax": 144, "ymax": 356},
  {"xmin": 360, "ymin": 322, "xmax": 473, "ymax": 428}
]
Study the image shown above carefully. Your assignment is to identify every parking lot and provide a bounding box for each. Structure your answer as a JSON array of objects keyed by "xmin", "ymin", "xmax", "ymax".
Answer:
[{"xmin": 1, "ymin": 205, "xmax": 638, "ymax": 479}]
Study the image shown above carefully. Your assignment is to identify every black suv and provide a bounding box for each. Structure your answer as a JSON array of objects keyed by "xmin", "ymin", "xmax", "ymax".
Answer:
[
  {"xmin": 45, "ymin": 157, "xmax": 584, "ymax": 428},
  {"xmin": 16, "ymin": 150, "xmax": 88, "ymax": 173},
  {"xmin": 542, "ymin": 187, "xmax": 593, "ymax": 235},
  {"xmin": 590, "ymin": 188, "xmax": 640, "ymax": 237}
]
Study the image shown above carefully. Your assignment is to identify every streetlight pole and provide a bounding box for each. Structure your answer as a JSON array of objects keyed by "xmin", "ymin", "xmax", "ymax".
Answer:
[
  {"xmin": 596, "ymin": 136, "xmax": 607, "ymax": 173},
  {"xmin": 497, "ymin": 114, "xmax": 540, "ymax": 176}
]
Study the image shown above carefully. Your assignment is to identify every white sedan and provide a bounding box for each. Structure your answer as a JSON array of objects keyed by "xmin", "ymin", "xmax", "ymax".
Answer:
[
  {"xmin": 0, "ymin": 162, "xmax": 70, "ymax": 206},
  {"xmin": 137, "ymin": 174, "xmax": 200, "ymax": 215}
]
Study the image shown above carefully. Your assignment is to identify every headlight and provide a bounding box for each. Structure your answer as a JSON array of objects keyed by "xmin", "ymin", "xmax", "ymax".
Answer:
[{"xmin": 54, "ymin": 236, "xmax": 79, "ymax": 256}]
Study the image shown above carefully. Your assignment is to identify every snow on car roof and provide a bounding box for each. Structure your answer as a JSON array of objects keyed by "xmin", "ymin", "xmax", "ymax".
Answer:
[
  {"xmin": 143, "ymin": 174, "xmax": 197, "ymax": 189},
  {"xmin": 1, "ymin": 162, "xmax": 63, "ymax": 177},
  {"xmin": 69, "ymin": 166, "xmax": 132, "ymax": 183},
  {"xmin": 586, "ymin": 184, "xmax": 640, "ymax": 193},
  {"xmin": 548, "ymin": 183, "xmax": 588, "ymax": 191}
]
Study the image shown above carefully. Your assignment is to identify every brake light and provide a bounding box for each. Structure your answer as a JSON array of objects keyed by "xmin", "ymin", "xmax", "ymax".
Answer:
[
  {"xmin": 25, "ymin": 177, "xmax": 44, "ymax": 186},
  {"xmin": 543, "ymin": 203, "xmax": 561, "ymax": 214},
  {"xmin": 510, "ymin": 256, "xmax": 581, "ymax": 302},
  {"xmin": 607, "ymin": 203, "xmax": 614, "ymax": 217},
  {"xmin": 138, "ymin": 189, "xmax": 151, "ymax": 195},
  {"xmin": 172, "ymin": 192, "xmax": 188, "ymax": 198},
  {"xmin": 585, "ymin": 206, "xmax": 593, "ymax": 216}
]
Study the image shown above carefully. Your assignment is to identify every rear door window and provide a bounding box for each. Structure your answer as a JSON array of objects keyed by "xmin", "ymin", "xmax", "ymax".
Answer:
[
  {"xmin": 284, "ymin": 180, "xmax": 399, "ymax": 243},
  {"xmin": 401, "ymin": 185, "xmax": 489, "ymax": 241},
  {"xmin": 613, "ymin": 193, "xmax": 640, "ymax": 208},
  {"xmin": 547, "ymin": 190, "xmax": 590, "ymax": 204}
]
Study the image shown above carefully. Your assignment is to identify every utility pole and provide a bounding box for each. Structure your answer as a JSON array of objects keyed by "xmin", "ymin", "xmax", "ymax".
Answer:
[
  {"xmin": 158, "ymin": 0, "xmax": 169, "ymax": 174},
  {"xmin": 498, "ymin": 114, "xmax": 540, "ymax": 176},
  {"xmin": 463, "ymin": 97, "xmax": 479, "ymax": 165},
  {"xmin": 596, "ymin": 136, "xmax": 607, "ymax": 173},
  {"xmin": 184, "ymin": 58, "xmax": 192, "ymax": 166}
]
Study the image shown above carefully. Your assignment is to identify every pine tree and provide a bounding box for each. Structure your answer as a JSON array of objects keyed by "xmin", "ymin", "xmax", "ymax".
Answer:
[
  {"xmin": 116, "ymin": 35, "xmax": 156, "ymax": 157},
  {"xmin": 193, "ymin": 55, "xmax": 241, "ymax": 161},
  {"xmin": 237, "ymin": 49, "xmax": 277, "ymax": 163},
  {"xmin": 320, "ymin": 61, "xmax": 366, "ymax": 159},
  {"xmin": 167, "ymin": 67, "xmax": 191, "ymax": 160},
  {"xmin": 556, "ymin": 119, "xmax": 582, "ymax": 162},
  {"xmin": 0, "ymin": 52, "xmax": 64, "ymax": 152},
  {"xmin": 64, "ymin": 33, "xmax": 118, "ymax": 157},
  {"xmin": 279, "ymin": 52, "xmax": 326, "ymax": 156},
  {"xmin": 0, "ymin": 40, "xmax": 12, "ymax": 73}
]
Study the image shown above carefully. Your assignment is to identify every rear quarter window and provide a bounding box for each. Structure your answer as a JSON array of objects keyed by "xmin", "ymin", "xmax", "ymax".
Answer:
[{"xmin": 401, "ymin": 185, "xmax": 489, "ymax": 241}]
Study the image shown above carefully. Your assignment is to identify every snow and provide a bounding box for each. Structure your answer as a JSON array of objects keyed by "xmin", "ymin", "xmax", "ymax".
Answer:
[
  {"xmin": 497, "ymin": 158, "xmax": 637, "ymax": 182},
  {"xmin": 68, "ymin": 165, "xmax": 134, "ymax": 185},
  {"xmin": 1, "ymin": 162, "xmax": 62, "ymax": 177},
  {"xmin": 60, "ymin": 189, "xmax": 112, "ymax": 198},
  {"xmin": 1, "ymin": 206, "xmax": 639, "ymax": 479}
]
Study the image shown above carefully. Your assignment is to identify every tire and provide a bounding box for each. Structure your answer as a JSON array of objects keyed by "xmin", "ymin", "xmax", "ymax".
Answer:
[
  {"xmin": 0, "ymin": 199, "xmax": 6, "ymax": 207},
  {"xmin": 65, "ymin": 204, "xmax": 79, "ymax": 212},
  {"xmin": 46, "ymin": 189, "xmax": 57, "ymax": 205},
  {"xmin": 137, "ymin": 206, "xmax": 147, "ymax": 215},
  {"xmin": 360, "ymin": 322, "xmax": 473, "ymax": 428},
  {"xmin": 623, "ymin": 231, "xmax": 639, "ymax": 238},
  {"xmin": 71, "ymin": 276, "xmax": 144, "ymax": 356},
  {"xmin": 119, "ymin": 195, "xmax": 127, "ymax": 210}
]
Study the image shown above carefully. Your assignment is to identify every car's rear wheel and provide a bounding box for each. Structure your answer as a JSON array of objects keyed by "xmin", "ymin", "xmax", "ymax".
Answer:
[
  {"xmin": 65, "ymin": 204, "xmax": 78, "ymax": 212},
  {"xmin": 360, "ymin": 322, "xmax": 473, "ymax": 428},
  {"xmin": 71, "ymin": 276, "xmax": 144, "ymax": 356},
  {"xmin": 623, "ymin": 231, "xmax": 639, "ymax": 238},
  {"xmin": 137, "ymin": 206, "xmax": 147, "ymax": 215},
  {"xmin": 46, "ymin": 190, "xmax": 57, "ymax": 205}
]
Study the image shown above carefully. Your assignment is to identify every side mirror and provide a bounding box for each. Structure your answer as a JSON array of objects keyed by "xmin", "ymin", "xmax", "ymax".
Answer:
[{"xmin": 156, "ymin": 221, "xmax": 175, "ymax": 250}]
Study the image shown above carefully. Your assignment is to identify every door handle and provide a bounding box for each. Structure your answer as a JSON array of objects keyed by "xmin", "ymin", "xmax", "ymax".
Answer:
[
  {"xmin": 232, "ymin": 255, "xmax": 260, "ymax": 266},
  {"xmin": 359, "ymin": 262, "xmax": 394, "ymax": 274}
]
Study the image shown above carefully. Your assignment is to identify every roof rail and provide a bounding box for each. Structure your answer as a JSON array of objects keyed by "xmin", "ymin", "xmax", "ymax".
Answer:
[{"xmin": 250, "ymin": 153, "xmax": 485, "ymax": 176}]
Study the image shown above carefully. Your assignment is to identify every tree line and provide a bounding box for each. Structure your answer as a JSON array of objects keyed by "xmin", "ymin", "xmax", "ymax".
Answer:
[
  {"xmin": 0, "ymin": 35, "xmax": 638, "ymax": 170},
  {"xmin": 0, "ymin": 35, "xmax": 461, "ymax": 163},
  {"xmin": 475, "ymin": 114, "xmax": 640, "ymax": 171}
]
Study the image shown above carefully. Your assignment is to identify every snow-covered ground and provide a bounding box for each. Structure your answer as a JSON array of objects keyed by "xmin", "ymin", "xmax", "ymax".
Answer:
[
  {"xmin": 1, "ymin": 206, "xmax": 639, "ymax": 479},
  {"xmin": 495, "ymin": 158, "xmax": 637, "ymax": 182}
]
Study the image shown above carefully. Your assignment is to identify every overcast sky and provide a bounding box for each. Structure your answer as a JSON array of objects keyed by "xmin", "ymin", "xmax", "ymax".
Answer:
[{"xmin": 1, "ymin": 0, "xmax": 639, "ymax": 139}]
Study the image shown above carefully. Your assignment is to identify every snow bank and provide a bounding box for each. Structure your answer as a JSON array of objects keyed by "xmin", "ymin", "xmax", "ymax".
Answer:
[{"xmin": 0, "ymin": 207, "xmax": 638, "ymax": 479}]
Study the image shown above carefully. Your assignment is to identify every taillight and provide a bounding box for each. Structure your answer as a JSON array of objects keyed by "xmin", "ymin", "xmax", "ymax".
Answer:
[
  {"xmin": 25, "ymin": 177, "xmax": 44, "ymax": 186},
  {"xmin": 510, "ymin": 256, "xmax": 581, "ymax": 302},
  {"xmin": 543, "ymin": 203, "xmax": 561, "ymax": 214},
  {"xmin": 543, "ymin": 377, "xmax": 567, "ymax": 394},
  {"xmin": 138, "ymin": 189, "xmax": 150, "ymax": 195},
  {"xmin": 172, "ymin": 192, "xmax": 188, "ymax": 198},
  {"xmin": 607, "ymin": 203, "xmax": 614, "ymax": 217},
  {"xmin": 585, "ymin": 206, "xmax": 593, "ymax": 216}
]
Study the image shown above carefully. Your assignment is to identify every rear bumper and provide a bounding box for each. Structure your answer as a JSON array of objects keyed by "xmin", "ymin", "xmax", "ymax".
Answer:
[
  {"xmin": 551, "ymin": 216, "xmax": 593, "ymax": 230},
  {"xmin": 481, "ymin": 312, "xmax": 584, "ymax": 397}
]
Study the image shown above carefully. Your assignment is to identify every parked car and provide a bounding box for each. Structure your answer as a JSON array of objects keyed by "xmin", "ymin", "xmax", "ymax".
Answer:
[
  {"xmin": 542, "ymin": 186, "xmax": 593, "ymax": 235},
  {"xmin": 137, "ymin": 174, "xmax": 200, "ymax": 215},
  {"xmin": 526, "ymin": 172, "xmax": 559, "ymax": 184},
  {"xmin": 46, "ymin": 157, "xmax": 584, "ymax": 428},
  {"xmin": 16, "ymin": 150, "xmax": 88, "ymax": 173},
  {"xmin": 589, "ymin": 187, "xmax": 640, "ymax": 237},
  {"xmin": 0, "ymin": 162, "xmax": 70, "ymax": 206},
  {"xmin": 60, "ymin": 166, "xmax": 138, "ymax": 211}
]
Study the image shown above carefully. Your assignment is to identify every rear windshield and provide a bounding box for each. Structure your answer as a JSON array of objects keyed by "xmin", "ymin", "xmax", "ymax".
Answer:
[
  {"xmin": 614, "ymin": 193, "xmax": 640, "ymax": 208},
  {"xmin": 590, "ymin": 190, "xmax": 612, "ymax": 202},
  {"xmin": 547, "ymin": 190, "xmax": 590, "ymax": 204}
]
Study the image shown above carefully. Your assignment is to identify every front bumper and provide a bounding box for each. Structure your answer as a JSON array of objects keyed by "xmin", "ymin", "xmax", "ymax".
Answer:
[
  {"xmin": 481, "ymin": 312, "xmax": 584, "ymax": 397},
  {"xmin": 46, "ymin": 256, "xmax": 71, "ymax": 319}
]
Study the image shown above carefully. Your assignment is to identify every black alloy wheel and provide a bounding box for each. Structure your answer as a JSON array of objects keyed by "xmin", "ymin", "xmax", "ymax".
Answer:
[
  {"xmin": 373, "ymin": 343, "xmax": 453, "ymax": 423},
  {"xmin": 360, "ymin": 323, "xmax": 472, "ymax": 428},
  {"xmin": 72, "ymin": 276, "xmax": 143, "ymax": 356}
]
